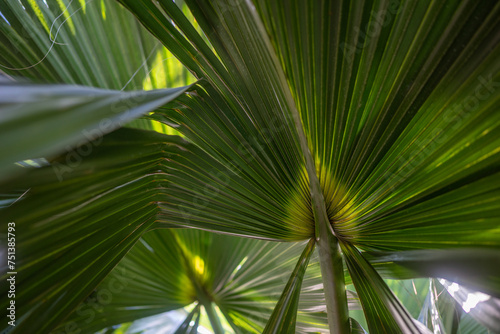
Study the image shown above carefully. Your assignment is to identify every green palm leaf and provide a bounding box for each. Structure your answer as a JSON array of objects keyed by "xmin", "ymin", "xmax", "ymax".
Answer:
[
  {"xmin": 0, "ymin": 80, "xmax": 188, "ymax": 181},
  {"xmin": 0, "ymin": 0, "xmax": 193, "ymax": 90},
  {"xmin": 341, "ymin": 242, "xmax": 428, "ymax": 333},
  {"xmin": 439, "ymin": 279, "xmax": 500, "ymax": 332},
  {"xmin": 115, "ymin": 0, "xmax": 499, "ymax": 331},
  {"xmin": 0, "ymin": 2, "xmax": 192, "ymax": 330},
  {"xmin": 263, "ymin": 238, "xmax": 315, "ymax": 334},
  {"xmin": 366, "ymin": 248, "xmax": 500, "ymax": 298},
  {"xmin": 0, "ymin": 129, "xmax": 186, "ymax": 333},
  {"xmin": 1, "ymin": 0, "xmax": 499, "ymax": 332},
  {"xmin": 53, "ymin": 229, "xmax": 331, "ymax": 334}
]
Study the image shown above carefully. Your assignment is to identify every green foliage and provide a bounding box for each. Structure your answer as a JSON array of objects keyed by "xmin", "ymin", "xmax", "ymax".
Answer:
[{"xmin": 0, "ymin": 0, "xmax": 499, "ymax": 333}]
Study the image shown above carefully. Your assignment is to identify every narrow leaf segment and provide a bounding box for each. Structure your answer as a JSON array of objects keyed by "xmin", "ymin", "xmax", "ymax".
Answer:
[{"xmin": 263, "ymin": 238, "xmax": 316, "ymax": 334}]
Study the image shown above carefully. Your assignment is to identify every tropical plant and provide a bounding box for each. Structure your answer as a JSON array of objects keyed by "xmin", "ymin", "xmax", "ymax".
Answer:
[{"xmin": 0, "ymin": 0, "xmax": 499, "ymax": 333}]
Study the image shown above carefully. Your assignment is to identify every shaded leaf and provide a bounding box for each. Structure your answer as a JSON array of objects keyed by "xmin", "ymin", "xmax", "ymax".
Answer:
[
  {"xmin": 366, "ymin": 248, "xmax": 500, "ymax": 298},
  {"xmin": 0, "ymin": 0, "xmax": 192, "ymax": 90},
  {"xmin": 0, "ymin": 80, "xmax": 188, "ymax": 181},
  {"xmin": 0, "ymin": 128, "xmax": 185, "ymax": 333},
  {"xmin": 174, "ymin": 305, "xmax": 200, "ymax": 334},
  {"xmin": 56, "ymin": 228, "xmax": 328, "ymax": 334},
  {"xmin": 263, "ymin": 238, "xmax": 315, "ymax": 334},
  {"xmin": 340, "ymin": 242, "xmax": 429, "ymax": 333},
  {"xmin": 349, "ymin": 317, "xmax": 368, "ymax": 334},
  {"xmin": 439, "ymin": 279, "xmax": 500, "ymax": 333}
]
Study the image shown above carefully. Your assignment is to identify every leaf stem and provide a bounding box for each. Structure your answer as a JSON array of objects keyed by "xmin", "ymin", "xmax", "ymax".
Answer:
[{"xmin": 198, "ymin": 290, "xmax": 224, "ymax": 334}]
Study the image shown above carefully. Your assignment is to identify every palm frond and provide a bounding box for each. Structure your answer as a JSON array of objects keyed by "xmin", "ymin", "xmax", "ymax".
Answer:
[
  {"xmin": 0, "ymin": 0, "xmax": 193, "ymax": 90},
  {"xmin": 54, "ymin": 229, "xmax": 330, "ymax": 334},
  {"xmin": 1, "ymin": 0, "xmax": 499, "ymax": 332},
  {"xmin": 0, "ymin": 80, "xmax": 188, "ymax": 181},
  {"xmin": 0, "ymin": 128, "xmax": 187, "ymax": 333}
]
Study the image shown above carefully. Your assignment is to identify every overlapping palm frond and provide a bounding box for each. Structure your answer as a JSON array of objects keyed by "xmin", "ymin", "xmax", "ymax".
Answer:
[
  {"xmin": 0, "ymin": 0, "xmax": 499, "ymax": 333},
  {"xmin": 0, "ymin": 1, "xmax": 192, "ymax": 332}
]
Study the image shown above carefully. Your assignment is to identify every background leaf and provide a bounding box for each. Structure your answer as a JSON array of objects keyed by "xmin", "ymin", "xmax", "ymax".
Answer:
[
  {"xmin": 0, "ymin": 129, "xmax": 187, "ymax": 333},
  {"xmin": 0, "ymin": 0, "xmax": 192, "ymax": 90}
]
